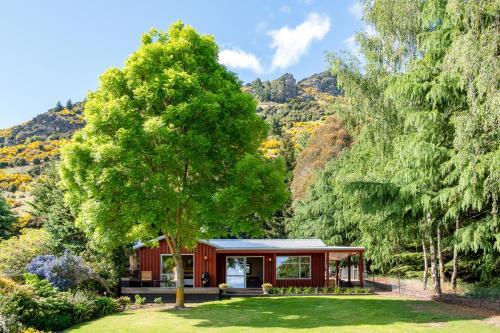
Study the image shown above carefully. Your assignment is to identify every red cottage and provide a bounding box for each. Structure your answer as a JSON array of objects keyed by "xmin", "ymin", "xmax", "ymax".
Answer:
[{"xmin": 122, "ymin": 238, "xmax": 365, "ymax": 301}]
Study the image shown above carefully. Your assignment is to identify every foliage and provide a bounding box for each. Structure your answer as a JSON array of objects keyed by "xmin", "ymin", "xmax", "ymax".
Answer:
[
  {"xmin": 0, "ymin": 228, "xmax": 52, "ymax": 276},
  {"xmin": 289, "ymin": 0, "xmax": 499, "ymax": 294},
  {"xmin": 59, "ymin": 22, "xmax": 288, "ymax": 308},
  {"xmin": 291, "ymin": 115, "xmax": 350, "ymax": 201},
  {"xmin": 0, "ymin": 196, "xmax": 15, "ymax": 239},
  {"xmin": 0, "ymin": 275, "xmax": 118, "ymax": 332},
  {"xmin": 218, "ymin": 283, "xmax": 228, "ymax": 290},
  {"xmin": 134, "ymin": 294, "xmax": 145, "ymax": 306},
  {"xmin": 153, "ymin": 297, "xmax": 163, "ymax": 304},
  {"xmin": 116, "ymin": 296, "xmax": 131, "ymax": 310},
  {"xmin": 26, "ymin": 251, "xmax": 95, "ymax": 291},
  {"xmin": 30, "ymin": 163, "xmax": 87, "ymax": 253}
]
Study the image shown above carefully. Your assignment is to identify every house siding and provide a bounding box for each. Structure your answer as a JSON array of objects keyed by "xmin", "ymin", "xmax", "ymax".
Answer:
[
  {"xmin": 138, "ymin": 240, "xmax": 334, "ymax": 288},
  {"xmin": 216, "ymin": 252, "xmax": 325, "ymax": 287}
]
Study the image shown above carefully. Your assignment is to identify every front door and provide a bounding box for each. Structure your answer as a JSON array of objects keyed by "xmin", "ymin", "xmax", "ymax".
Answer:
[{"xmin": 226, "ymin": 256, "xmax": 246, "ymax": 288}]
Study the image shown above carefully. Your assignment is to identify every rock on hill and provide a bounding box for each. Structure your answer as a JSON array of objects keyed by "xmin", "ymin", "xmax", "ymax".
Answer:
[
  {"xmin": 0, "ymin": 102, "xmax": 85, "ymax": 148},
  {"xmin": 244, "ymin": 71, "xmax": 342, "ymax": 130}
]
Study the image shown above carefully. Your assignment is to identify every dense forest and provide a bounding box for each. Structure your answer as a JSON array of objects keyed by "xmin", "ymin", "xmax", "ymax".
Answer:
[{"xmin": 288, "ymin": 0, "xmax": 499, "ymax": 296}]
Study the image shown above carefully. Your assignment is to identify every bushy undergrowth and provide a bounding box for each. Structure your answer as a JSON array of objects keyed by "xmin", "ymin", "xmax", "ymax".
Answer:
[
  {"xmin": 0, "ymin": 274, "xmax": 118, "ymax": 332},
  {"xmin": 268, "ymin": 286, "xmax": 371, "ymax": 295}
]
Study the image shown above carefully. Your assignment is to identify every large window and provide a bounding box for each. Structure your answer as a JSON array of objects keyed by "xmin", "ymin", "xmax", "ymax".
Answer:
[
  {"xmin": 276, "ymin": 256, "xmax": 311, "ymax": 279},
  {"xmin": 160, "ymin": 254, "xmax": 194, "ymax": 288}
]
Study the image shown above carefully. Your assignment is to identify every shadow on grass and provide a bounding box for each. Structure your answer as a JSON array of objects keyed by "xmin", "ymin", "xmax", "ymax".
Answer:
[{"xmin": 166, "ymin": 296, "xmax": 486, "ymax": 329}]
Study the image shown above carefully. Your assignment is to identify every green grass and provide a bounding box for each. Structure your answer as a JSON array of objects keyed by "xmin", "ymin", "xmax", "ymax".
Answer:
[{"xmin": 67, "ymin": 295, "xmax": 498, "ymax": 333}]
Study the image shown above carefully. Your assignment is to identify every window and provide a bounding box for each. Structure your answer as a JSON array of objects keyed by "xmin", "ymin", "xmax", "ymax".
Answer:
[
  {"xmin": 276, "ymin": 256, "xmax": 311, "ymax": 279},
  {"xmin": 160, "ymin": 254, "xmax": 194, "ymax": 288}
]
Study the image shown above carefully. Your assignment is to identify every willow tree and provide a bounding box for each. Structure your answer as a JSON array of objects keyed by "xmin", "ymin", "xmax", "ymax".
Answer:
[{"xmin": 60, "ymin": 22, "xmax": 288, "ymax": 309}]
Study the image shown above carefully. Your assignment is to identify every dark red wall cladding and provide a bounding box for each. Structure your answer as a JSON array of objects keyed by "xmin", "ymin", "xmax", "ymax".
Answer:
[
  {"xmin": 139, "ymin": 240, "xmax": 217, "ymax": 287},
  {"xmin": 139, "ymin": 240, "xmax": 327, "ymax": 288}
]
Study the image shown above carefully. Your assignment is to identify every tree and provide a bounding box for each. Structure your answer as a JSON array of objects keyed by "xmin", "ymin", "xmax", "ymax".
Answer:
[
  {"xmin": 66, "ymin": 99, "xmax": 73, "ymax": 110},
  {"xmin": 291, "ymin": 115, "xmax": 350, "ymax": 202},
  {"xmin": 60, "ymin": 22, "xmax": 288, "ymax": 309},
  {"xmin": 0, "ymin": 228, "xmax": 52, "ymax": 275},
  {"xmin": 291, "ymin": 0, "xmax": 499, "ymax": 293},
  {"xmin": 55, "ymin": 101, "xmax": 63, "ymax": 112},
  {"xmin": 30, "ymin": 163, "xmax": 87, "ymax": 253},
  {"xmin": 0, "ymin": 196, "xmax": 15, "ymax": 239}
]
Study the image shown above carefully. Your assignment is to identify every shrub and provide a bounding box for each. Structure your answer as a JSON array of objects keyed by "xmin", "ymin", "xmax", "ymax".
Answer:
[
  {"xmin": 0, "ymin": 229, "xmax": 52, "ymax": 276},
  {"xmin": 69, "ymin": 291, "xmax": 97, "ymax": 323},
  {"xmin": 278, "ymin": 287, "xmax": 286, "ymax": 295},
  {"xmin": 117, "ymin": 296, "xmax": 131, "ymax": 310},
  {"xmin": 362, "ymin": 287, "xmax": 371, "ymax": 294},
  {"xmin": 321, "ymin": 287, "xmax": 329, "ymax": 294},
  {"xmin": 94, "ymin": 296, "xmax": 119, "ymax": 316},
  {"xmin": 303, "ymin": 287, "xmax": 312, "ymax": 294},
  {"xmin": 154, "ymin": 297, "xmax": 163, "ymax": 304},
  {"xmin": 353, "ymin": 287, "xmax": 363, "ymax": 294},
  {"xmin": 26, "ymin": 251, "xmax": 95, "ymax": 291},
  {"xmin": 344, "ymin": 287, "xmax": 353, "ymax": 294},
  {"xmin": 285, "ymin": 287, "xmax": 294, "ymax": 295},
  {"xmin": 334, "ymin": 287, "xmax": 341, "ymax": 294},
  {"xmin": 134, "ymin": 294, "xmax": 145, "ymax": 305}
]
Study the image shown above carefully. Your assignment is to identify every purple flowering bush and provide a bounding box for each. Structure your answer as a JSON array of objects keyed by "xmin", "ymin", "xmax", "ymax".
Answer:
[{"xmin": 26, "ymin": 251, "xmax": 93, "ymax": 291}]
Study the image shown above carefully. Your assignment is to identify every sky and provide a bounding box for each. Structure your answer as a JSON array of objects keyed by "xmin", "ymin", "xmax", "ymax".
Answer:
[{"xmin": 0, "ymin": 0, "xmax": 365, "ymax": 129}]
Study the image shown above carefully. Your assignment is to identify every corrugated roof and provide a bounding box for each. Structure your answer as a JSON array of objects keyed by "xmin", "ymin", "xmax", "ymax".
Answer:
[
  {"xmin": 133, "ymin": 237, "xmax": 364, "ymax": 251},
  {"xmin": 201, "ymin": 239, "xmax": 326, "ymax": 249}
]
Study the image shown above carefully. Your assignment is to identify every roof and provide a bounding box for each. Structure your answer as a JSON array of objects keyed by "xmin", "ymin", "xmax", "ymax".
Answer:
[
  {"xmin": 133, "ymin": 237, "xmax": 364, "ymax": 251},
  {"xmin": 200, "ymin": 239, "xmax": 326, "ymax": 249}
]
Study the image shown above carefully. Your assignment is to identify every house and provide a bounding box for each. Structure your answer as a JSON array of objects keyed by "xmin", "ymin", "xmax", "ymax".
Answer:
[{"xmin": 123, "ymin": 237, "xmax": 365, "ymax": 297}]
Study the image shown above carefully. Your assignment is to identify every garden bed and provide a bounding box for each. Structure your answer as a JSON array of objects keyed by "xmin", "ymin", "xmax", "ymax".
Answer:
[{"xmin": 267, "ymin": 286, "xmax": 372, "ymax": 296}]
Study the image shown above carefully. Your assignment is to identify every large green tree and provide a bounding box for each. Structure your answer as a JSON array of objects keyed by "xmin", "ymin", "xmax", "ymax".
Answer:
[
  {"xmin": 60, "ymin": 22, "xmax": 288, "ymax": 308},
  {"xmin": 291, "ymin": 0, "xmax": 499, "ymax": 295}
]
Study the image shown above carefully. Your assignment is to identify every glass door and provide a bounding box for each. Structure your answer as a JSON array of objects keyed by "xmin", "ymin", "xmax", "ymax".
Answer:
[{"xmin": 226, "ymin": 256, "xmax": 246, "ymax": 288}]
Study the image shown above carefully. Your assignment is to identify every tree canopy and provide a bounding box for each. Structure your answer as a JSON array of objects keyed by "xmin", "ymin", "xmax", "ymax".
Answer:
[
  {"xmin": 60, "ymin": 22, "xmax": 288, "ymax": 308},
  {"xmin": 289, "ymin": 0, "xmax": 499, "ymax": 294}
]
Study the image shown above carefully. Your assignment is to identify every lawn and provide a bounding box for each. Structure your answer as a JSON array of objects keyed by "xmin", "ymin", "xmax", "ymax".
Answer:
[{"xmin": 67, "ymin": 295, "xmax": 499, "ymax": 333}]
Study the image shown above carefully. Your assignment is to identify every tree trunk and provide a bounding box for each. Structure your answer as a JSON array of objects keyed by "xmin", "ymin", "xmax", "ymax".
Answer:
[
  {"xmin": 422, "ymin": 238, "xmax": 429, "ymax": 290},
  {"xmin": 451, "ymin": 216, "xmax": 460, "ymax": 291},
  {"xmin": 172, "ymin": 252, "xmax": 185, "ymax": 310},
  {"xmin": 165, "ymin": 235, "xmax": 186, "ymax": 310},
  {"xmin": 437, "ymin": 225, "xmax": 445, "ymax": 285},
  {"xmin": 429, "ymin": 234, "xmax": 442, "ymax": 297}
]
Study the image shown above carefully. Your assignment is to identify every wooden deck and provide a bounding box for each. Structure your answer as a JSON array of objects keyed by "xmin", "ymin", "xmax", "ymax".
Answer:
[{"xmin": 120, "ymin": 287, "xmax": 220, "ymax": 303}]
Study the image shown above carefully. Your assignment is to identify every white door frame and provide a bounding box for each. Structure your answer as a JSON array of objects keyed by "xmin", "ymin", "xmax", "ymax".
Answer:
[{"xmin": 225, "ymin": 256, "xmax": 265, "ymax": 288}]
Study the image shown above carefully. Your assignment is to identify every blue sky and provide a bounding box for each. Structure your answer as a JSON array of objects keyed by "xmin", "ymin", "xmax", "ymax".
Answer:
[{"xmin": 0, "ymin": 0, "xmax": 364, "ymax": 128}]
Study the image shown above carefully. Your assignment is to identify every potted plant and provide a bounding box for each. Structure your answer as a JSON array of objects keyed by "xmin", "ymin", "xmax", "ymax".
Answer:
[
  {"xmin": 219, "ymin": 283, "xmax": 229, "ymax": 294},
  {"xmin": 262, "ymin": 283, "xmax": 272, "ymax": 295}
]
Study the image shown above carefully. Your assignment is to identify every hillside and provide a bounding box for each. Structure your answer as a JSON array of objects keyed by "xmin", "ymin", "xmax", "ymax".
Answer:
[{"xmin": 0, "ymin": 72, "xmax": 341, "ymax": 215}]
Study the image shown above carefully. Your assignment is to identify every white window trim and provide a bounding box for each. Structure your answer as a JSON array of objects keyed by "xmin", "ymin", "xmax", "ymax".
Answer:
[{"xmin": 275, "ymin": 255, "xmax": 312, "ymax": 280}]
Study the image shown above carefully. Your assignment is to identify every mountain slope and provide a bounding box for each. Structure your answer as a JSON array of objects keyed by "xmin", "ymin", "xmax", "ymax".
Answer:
[{"xmin": 0, "ymin": 72, "xmax": 341, "ymax": 215}]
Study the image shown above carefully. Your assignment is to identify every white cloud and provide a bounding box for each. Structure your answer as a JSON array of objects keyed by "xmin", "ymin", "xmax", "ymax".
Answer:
[
  {"xmin": 280, "ymin": 5, "xmax": 291, "ymax": 14},
  {"xmin": 219, "ymin": 48, "xmax": 263, "ymax": 73},
  {"xmin": 268, "ymin": 13, "xmax": 330, "ymax": 70},
  {"xmin": 348, "ymin": 1, "xmax": 363, "ymax": 20},
  {"xmin": 364, "ymin": 24, "xmax": 376, "ymax": 37},
  {"xmin": 344, "ymin": 34, "xmax": 360, "ymax": 56}
]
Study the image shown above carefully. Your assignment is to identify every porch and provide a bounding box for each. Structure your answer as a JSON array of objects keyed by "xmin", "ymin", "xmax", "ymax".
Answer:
[{"xmin": 120, "ymin": 287, "xmax": 220, "ymax": 303}]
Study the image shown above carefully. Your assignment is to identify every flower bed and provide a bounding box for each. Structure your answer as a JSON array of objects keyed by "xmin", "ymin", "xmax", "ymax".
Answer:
[{"xmin": 268, "ymin": 286, "xmax": 372, "ymax": 295}]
